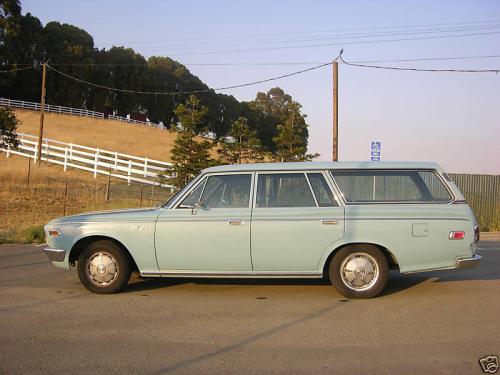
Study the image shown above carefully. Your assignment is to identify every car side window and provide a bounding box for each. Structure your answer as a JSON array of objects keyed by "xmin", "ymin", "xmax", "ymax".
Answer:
[
  {"xmin": 256, "ymin": 173, "xmax": 316, "ymax": 208},
  {"xmin": 331, "ymin": 169, "xmax": 452, "ymax": 203},
  {"xmin": 200, "ymin": 174, "xmax": 252, "ymax": 209},
  {"xmin": 307, "ymin": 173, "xmax": 338, "ymax": 207},
  {"xmin": 178, "ymin": 178, "xmax": 206, "ymax": 208}
]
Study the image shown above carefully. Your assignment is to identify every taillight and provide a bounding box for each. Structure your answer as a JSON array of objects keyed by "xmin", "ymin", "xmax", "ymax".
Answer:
[
  {"xmin": 474, "ymin": 225, "xmax": 480, "ymax": 243},
  {"xmin": 449, "ymin": 231, "xmax": 465, "ymax": 240}
]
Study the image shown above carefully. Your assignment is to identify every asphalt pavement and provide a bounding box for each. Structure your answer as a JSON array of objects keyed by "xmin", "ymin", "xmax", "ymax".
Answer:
[{"xmin": 0, "ymin": 241, "xmax": 499, "ymax": 374}]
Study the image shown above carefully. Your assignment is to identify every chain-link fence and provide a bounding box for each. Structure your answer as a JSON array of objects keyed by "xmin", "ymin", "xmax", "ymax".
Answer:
[{"xmin": 449, "ymin": 173, "xmax": 500, "ymax": 231}]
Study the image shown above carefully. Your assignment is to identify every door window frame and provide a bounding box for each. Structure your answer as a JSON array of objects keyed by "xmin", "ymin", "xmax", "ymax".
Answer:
[
  {"xmin": 253, "ymin": 170, "xmax": 342, "ymax": 209},
  {"xmin": 173, "ymin": 172, "xmax": 255, "ymax": 210}
]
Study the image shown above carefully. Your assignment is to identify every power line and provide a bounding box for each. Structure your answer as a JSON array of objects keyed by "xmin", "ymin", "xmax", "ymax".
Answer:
[
  {"xmin": 339, "ymin": 55, "xmax": 500, "ymax": 73},
  {"xmin": 8, "ymin": 54, "xmax": 500, "ymax": 68},
  {"xmin": 159, "ymin": 30, "xmax": 500, "ymax": 57},
  {"xmin": 0, "ymin": 66, "xmax": 34, "ymax": 73},
  {"xmin": 45, "ymin": 58, "xmax": 338, "ymax": 95},
  {"xmin": 105, "ymin": 19, "xmax": 500, "ymax": 45},
  {"xmin": 134, "ymin": 24, "xmax": 500, "ymax": 51},
  {"xmin": 351, "ymin": 55, "xmax": 500, "ymax": 64}
]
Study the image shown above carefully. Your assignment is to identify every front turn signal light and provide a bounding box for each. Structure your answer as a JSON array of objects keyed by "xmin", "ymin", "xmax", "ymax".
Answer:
[
  {"xmin": 48, "ymin": 229, "xmax": 62, "ymax": 237},
  {"xmin": 449, "ymin": 231, "xmax": 465, "ymax": 240}
]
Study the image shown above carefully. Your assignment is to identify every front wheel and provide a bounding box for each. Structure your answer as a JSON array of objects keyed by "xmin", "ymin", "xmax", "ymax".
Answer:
[
  {"xmin": 77, "ymin": 240, "xmax": 132, "ymax": 294},
  {"xmin": 329, "ymin": 245, "xmax": 388, "ymax": 299}
]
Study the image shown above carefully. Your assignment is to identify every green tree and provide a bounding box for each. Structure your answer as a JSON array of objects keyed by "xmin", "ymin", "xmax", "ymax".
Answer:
[
  {"xmin": 272, "ymin": 102, "xmax": 318, "ymax": 162},
  {"xmin": 170, "ymin": 95, "xmax": 214, "ymax": 188},
  {"xmin": 0, "ymin": 106, "xmax": 19, "ymax": 148},
  {"xmin": 218, "ymin": 116, "xmax": 264, "ymax": 164}
]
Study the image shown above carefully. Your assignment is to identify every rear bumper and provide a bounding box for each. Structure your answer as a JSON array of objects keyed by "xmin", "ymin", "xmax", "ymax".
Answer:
[
  {"xmin": 456, "ymin": 255, "xmax": 481, "ymax": 269},
  {"xmin": 42, "ymin": 247, "xmax": 66, "ymax": 262}
]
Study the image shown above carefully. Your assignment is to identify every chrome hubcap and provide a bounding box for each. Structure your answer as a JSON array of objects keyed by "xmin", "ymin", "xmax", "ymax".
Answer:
[
  {"xmin": 340, "ymin": 252, "xmax": 379, "ymax": 291},
  {"xmin": 86, "ymin": 251, "xmax": 119, "ymax": 287}
]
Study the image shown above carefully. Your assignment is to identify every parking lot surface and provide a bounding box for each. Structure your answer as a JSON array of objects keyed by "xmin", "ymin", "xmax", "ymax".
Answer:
[{"xmin": 1, "ymin": 241, "xmax": 499, "ymax": 374}]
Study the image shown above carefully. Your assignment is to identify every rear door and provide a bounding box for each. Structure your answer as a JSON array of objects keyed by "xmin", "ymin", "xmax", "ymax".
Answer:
[{"xmin": 250, "ymin": 171, "xmax": 344, "ymax": 272}]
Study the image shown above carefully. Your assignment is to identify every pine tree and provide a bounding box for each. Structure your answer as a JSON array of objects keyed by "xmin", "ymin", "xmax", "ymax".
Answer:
[
  {"xmin": 272, "ymin": 102, "xmax": 318, "ymax": 162},
  {"xmin": 218, "ymin": 117, "xmax": 264, "ymax": 164},
  {"xmin": 170, "ymin": 95, "xmax": 214, "ymax": 188}
]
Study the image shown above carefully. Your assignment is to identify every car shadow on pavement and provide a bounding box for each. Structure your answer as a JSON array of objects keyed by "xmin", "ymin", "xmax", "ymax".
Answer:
[
  {"xmin": 124, "ymin": 261, "xmax": 500, "ymax": 296},
  {"xmin": 124, "ymin": 276, "xmax": 331, "ymax": 293}
]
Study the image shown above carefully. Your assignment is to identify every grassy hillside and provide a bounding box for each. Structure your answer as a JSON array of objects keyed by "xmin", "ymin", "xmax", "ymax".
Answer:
[
  {"xmin": 15, "ymin": 109, "xmax": 177, "ymax": 161},
  {"xmin": 0, "ymin": 153, "xmax": 172, "ymax": 243}
]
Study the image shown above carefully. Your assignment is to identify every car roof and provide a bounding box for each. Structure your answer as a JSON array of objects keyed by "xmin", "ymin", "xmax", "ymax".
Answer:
[{"xmin": 203, "ymin": 161, "xmax": 443, "ymax": 173}]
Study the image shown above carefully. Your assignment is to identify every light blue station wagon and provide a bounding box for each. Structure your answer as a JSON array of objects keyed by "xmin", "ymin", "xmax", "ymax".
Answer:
[{"xmin": 43, "ymin": 162, "xmax": 480, "ymax": 298}]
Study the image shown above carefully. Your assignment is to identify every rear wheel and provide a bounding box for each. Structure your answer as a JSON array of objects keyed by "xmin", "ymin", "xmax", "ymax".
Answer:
[
  {"xmin": 329, "ymin": 245, "xmax": 388, "ymax": 299},
  {"xmin": 77, "ymin": 240, "xmax": 132, "ymax": 294}
]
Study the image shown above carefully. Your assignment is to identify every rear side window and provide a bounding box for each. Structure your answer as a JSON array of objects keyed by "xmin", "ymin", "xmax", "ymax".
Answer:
[
  {"xmin": 307, "ymin": 173, "xmax": 338, "ymax": 207},
  {"xmin": 256, "ymin": 173, "xmax": 316, "ymax": 208},
  {"xmin": 331, "ymin": 170, "xmax": 452, "ymax": 203}
]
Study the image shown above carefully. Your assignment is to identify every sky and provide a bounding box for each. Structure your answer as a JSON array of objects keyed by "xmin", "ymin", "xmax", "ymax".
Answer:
[{"xmin": 21, "ymin": 0, "xmax": 500, "ymax": 174}]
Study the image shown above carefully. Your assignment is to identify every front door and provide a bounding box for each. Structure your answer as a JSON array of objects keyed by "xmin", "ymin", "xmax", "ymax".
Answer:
[{"xmin": 155, "ymin": 173, "xmax": 253, "ymax": 271}]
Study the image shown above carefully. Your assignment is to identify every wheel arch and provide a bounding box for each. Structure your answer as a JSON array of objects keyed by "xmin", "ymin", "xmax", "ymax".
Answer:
[
  {"xmin": 322, "ymin": 242, "xmax": 399, "ymax": 277},
  {"xmin": 69, "ymin": 235, "xmax": 139, "ymax": 272}
]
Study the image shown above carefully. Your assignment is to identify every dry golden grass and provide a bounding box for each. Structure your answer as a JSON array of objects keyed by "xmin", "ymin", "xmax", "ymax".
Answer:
[
  {"xmin": 0, "ymin": 153, "xmax": 172, "ymax": 243},
  {"xmin": 1, "ymin": 108, "xmax": 221, "ymax": 243},
  {"xmin": 15, "ymin": 109, "xmax": 177, "ymax": 161}
]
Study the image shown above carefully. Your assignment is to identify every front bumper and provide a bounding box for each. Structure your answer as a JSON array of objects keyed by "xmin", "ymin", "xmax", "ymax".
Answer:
[
  {"xmin": 456, "ymin": 255, "xmax": 481, "ymax": 269},
  {"xmin": 42, "ymin": 247, "xmax": 66, "ymax": 262}
]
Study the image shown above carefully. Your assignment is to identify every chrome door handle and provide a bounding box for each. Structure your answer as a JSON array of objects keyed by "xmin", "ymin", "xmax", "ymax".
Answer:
[
  {"xmin": 228, "ymin": 219, "xmax": 245, "ymax": 226},
  {"xmin": 321, "ymin": 219, "xmax": 339, "ymax": 225}
]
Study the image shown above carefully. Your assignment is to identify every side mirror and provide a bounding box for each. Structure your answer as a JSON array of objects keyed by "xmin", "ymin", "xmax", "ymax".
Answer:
[{"xmin": 191, "ymin": 202, "xmax": 200, "ymax": 215}]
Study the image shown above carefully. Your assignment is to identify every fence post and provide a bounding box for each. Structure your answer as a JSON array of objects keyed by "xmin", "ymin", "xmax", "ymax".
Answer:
[
  {"xmin": 114, "ymin": 152, "xmax": 118, "ymax": 170},
  {"xmin": 45, "ymin": 138, "xmax": 49, "ymax": 160},
  {"xmin": 33, "ymin": 141, "xmax": 38, "ymax": 163},
  {"xmin": 63, "ymin": 147, "xmax": 68, "ymax": 171},
  {"xmin": 144, "ymin": 157, "xmax": 148, "ymax": 177},
  {"xmin": 6, "ymin": 144, "xmax": 10, "ymax": 157},
  {"xmin": 127, "ymin": 160, "xmax": 132, "ymax": 185},
  {"xmin": 106, "ymin": 168, "xmax": 111, "ymax": 202},
  {"xmin": 26, "ymin": 157, "xmax": 31, "ymax": 187},
  {"xmin": 63, "ymin": 181, "xmax": 68, "ymax": 216},
  {"xmin": 94, "ymin": 148, "xmax": 99, "ymax": 178},
  {"xmin": 151, "ymin": 183, "xmax": 155, "ymax": 205}
]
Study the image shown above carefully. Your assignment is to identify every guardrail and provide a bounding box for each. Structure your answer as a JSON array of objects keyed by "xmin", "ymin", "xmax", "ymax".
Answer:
[
  {"xmin": 1, "ymin": 133, "xmax": 175, "ymax": 189},
  {"xmin": 0, "ymin": 97, "xmax": 162, "ymax": 128}
]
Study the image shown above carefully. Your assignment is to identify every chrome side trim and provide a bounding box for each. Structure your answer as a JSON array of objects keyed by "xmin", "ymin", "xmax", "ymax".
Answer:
[
  {"xmin": 140, "ymin": 270, "xmax": 323, "ymax": 278},
  {"xmin": 42, "ymin": 247, "xmax": 66, "ymax": 262}
]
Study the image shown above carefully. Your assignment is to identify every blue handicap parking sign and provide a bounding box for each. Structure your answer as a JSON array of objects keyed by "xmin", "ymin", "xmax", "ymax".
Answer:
[
  {"xmin": 371, "ymin": 151, "xmax": 380, "ymax": 157},
  {"xmin": 371, "ymin": 141, "xmax": 381, "ymax": 151},
  {"xmin": 371, "ymin": 156, "xmax": 381, "ymax": 161}
]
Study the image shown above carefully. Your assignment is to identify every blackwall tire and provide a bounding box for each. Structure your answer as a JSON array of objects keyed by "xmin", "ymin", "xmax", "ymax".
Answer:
[
  {"xmin": 329, "ymin": 245, "xmax": 388, "ymax": 299},
  {"xmin": 77, "ymin": 240, "xmax": 132, "ymax": 294}
]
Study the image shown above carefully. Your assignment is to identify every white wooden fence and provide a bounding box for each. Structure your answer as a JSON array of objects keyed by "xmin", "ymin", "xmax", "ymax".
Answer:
[
  {"xmin": 1, "ymin": 133, "xmax": 175, "ymax": 189},
  {"xmin": 1, "ymin": 98, "xmax": 104, "ymax": 119},
  {"xmin": 0, "ymin": 97, "xmax": 164, "ymax": 128}
]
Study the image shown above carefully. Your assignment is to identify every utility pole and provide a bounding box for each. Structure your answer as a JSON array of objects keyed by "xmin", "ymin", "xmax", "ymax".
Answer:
[
  {"xmin": 332, "ymin": 60, "xmax": 339, "ymax": 161},
  {"xmin": 36, "ymin": 63, "xmax": 47, "ymax": 163}
]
